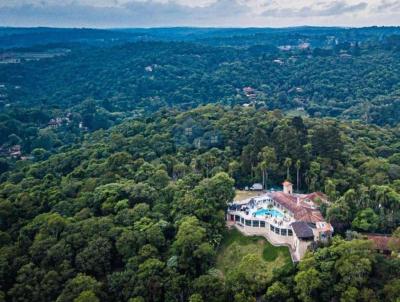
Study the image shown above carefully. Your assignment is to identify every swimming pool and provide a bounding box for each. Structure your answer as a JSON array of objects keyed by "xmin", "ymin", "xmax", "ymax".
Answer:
[{"xmin": 253, "ymin": 208, "xmax": 284, "ymax": 218}]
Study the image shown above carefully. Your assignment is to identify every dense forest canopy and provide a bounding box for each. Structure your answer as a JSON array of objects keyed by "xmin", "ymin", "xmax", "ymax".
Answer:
[
  {"xmin": 1, "ymin": 29, "xmax": 400, "ymax": 155},
  {"xmin": 0, "ymin": 105, "xmax": 400, "ymax": 301},
  {"xmin": 0, "ymin": 27, "xmax": 400, "ymax": 302}
]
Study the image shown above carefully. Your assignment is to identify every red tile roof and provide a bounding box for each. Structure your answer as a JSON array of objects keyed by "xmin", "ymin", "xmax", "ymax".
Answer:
[
  {"xmin": 304, "ymin": 192, "xmax": 328, "ymax": 203},
  {"xmin": 366, "ymin": 234, "xmax": 393, "ymax": 251},
  {"xmin": 269, "ymin": 191, "xmax": 325, "ymax": 223}
]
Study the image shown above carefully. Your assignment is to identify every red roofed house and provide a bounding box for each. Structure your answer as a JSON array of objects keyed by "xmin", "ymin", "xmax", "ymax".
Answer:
[
  {"xmin": 227, "ymin": 180, "xmax": 333, "ymax": 261},
  {"xmin": 366, "ymin": 234, "xmax": 394, "ymax": 255}
]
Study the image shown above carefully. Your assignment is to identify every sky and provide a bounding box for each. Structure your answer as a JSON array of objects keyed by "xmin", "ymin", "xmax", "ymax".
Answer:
[{"xmin": 1, "ymin": 0, "xmax": 400, "ymax": 28}]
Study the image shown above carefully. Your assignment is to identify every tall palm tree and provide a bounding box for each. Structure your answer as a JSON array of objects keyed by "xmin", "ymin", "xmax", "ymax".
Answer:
[
  {"xmin": 259, "ymin": 161, "xmax": 268, "ymax": 190},
  {"xmin": 284, "ymin": 157, "xmax": 292, "ymax": 181},
  {"xmin": 258, "ymin": 147, "xmax": 276, "ymax": 190},
  {"xmin": 295, "ymin": 160, "xmax": 301, "ymax": 192}
]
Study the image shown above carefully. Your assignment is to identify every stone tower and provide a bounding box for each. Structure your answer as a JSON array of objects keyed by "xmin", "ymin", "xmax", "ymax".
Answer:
[{"xmin": 283, "ymin": 180, "xmax": 293, "ymax": 195}]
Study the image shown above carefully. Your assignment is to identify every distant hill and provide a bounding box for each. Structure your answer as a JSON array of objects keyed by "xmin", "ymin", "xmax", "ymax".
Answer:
[
  {"xmin": 0, "ymin": 27, "xmax": 140, "ymax": 48},
  {"xmin": 1, "ymin": 26, "xmax": 400, "ymax": 48},
  {"xmin": 0, "ymin": 26, "xmax": 399, "ymax": 154}
]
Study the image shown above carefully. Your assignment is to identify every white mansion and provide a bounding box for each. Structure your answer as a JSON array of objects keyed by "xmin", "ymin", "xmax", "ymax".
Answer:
[{"xmin": 227, "ymin": 181, "xmax": 333, "ymax": 261}]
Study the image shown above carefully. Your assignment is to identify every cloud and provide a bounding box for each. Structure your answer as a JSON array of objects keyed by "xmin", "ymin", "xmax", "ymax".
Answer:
[
  {"xmin": 0, "ymin": 0, "xmax": 399, "ymax": 27},
  {"xmin": 0, "ymin": 0, "xmax": 248, "ymax": 27},
  {"xmin": 262, "ymin": 1, "xmax": 368, "ymax": 17},
  {"xmin": 0, "ymin": 0, "xmax": 220, "ymax": 8},
  {"xmin": 375, "ymin": 0, "xmax": 400, "ymax": 12}
]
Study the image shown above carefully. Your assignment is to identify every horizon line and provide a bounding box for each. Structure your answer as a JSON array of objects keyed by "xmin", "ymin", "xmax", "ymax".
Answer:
[{"xmin": 1, "ymin": 25, "xmax": 400, "ymax": 30}]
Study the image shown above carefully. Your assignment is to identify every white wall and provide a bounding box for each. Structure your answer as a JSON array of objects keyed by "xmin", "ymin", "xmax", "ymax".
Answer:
[{"xmin": 227, "ymin": 212, "xmax": 313, "ymax": 261}]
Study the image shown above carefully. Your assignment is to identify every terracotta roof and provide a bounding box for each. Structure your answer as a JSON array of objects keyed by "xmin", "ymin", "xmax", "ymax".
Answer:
[
  {"xmin": 304, "ymin": 192, "xmax": 328, "ymax": 203},
  {"xmin": 366, "ymin": 234, "xmax": 393, "ymax": 251},
  {"xmin": 282, "ymin": 181, "xmax": 293, "ymax": 186},
  {"xmin": 296, "ymin": 209, "xmax": 324, "ymax": 223},
  {"xmin": 269, "ymin": 191, "xmax": 325, "ymax": 223}
]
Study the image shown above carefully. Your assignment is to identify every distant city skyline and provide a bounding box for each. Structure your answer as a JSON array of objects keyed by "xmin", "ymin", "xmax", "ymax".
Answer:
[{"xmin": 1, "ymin": 0, "xmax": 400, "ymax": 28}]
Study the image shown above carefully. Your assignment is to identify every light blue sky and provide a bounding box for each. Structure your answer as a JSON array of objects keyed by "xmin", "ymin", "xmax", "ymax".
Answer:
[{"xmin": 1, "ymin": 0, "xmax": 400, "ymax": 28}]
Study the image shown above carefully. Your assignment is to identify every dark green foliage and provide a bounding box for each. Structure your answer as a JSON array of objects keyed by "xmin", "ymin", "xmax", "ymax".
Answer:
[
  {"xmin": 1, "ymin": 28, "xmax": 400, "ymax": 163},
  {"xmin": 1, "ymin": 27, "xmax": 400, "ymax": 302}
]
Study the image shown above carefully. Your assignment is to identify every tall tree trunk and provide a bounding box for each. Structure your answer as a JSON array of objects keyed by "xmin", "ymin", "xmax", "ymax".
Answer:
[
  {"xmin": 265, "ymin": 170, "xmax": 268, "ymax": 190},
  {"xmin": 262, "ymin": 169, "xmax": 265, "ymax": 190},
  {"xmin": 297, "ymin": 167, "xmax": 300, "ymax": 192}
]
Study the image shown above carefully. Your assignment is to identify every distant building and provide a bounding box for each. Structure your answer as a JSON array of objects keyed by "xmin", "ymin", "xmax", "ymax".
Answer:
[
  {"xmin": 366, "ymin": 234, "xmax": 394, "ymax": 255},
  {"xmin": 79, "ymin": 122, "xmax": 88, "ymax": 131},
  {"xmin": 278, "ymin": 45, "xmax": 292, "ymax": 51},
  {"xmin": 48, "ymin": 119, "xmax": 59, "ymax": 129},
  {"xmin": 9, "ymin": 145, "xmax": 22, "ymax": 158},
  {"xmin": 298, "ymin": 42, "xmax": 311, "ymax": 50},
  {"xmin": 48, "ymin": 116, "xmax": 71, "ymax": 129},
  {"xmin": 243, "ymin": 87, "xmax": 257, "ymax": 99},
  {"xmin": 340, "ymin": 53, "xmax": 352, "ymax": 60},
  {"xmin": 0, "ymin": 58, "xmax": 20, "ymax": 64}
]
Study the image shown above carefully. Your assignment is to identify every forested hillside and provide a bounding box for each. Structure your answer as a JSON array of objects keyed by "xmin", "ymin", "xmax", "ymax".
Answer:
[
  {"xmin": 1, "ymin": 26, "xmax": 400, "ymax": 302},
  {"xmin": 1, "ymin": 105, "xmax": 400, "ymax": 302},
  {"xmin": 1, "ymin": 37, "xmax": 400, "ymax": 157}
]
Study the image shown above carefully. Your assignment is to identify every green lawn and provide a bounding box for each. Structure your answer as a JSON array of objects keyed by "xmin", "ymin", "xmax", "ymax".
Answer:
[{"xmin": 216, "ymin": 228, "xmax": 292, "ymax": 278}]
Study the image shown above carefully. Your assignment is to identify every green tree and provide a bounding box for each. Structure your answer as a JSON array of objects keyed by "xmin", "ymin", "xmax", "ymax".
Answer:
[
  {"xmin": 265, "ymin": 281, "xmax": 291, "ymax": 302},
  {"xmin": 258, "ymin": 147, "xmax": 277, "ymax": 190},
  {"xmin": 294, "ymin": 268, "xmax": 322, "ymax": 302},
  {"xmin": 188, "ymin": 294, "xmax": 204, "ymax": 302},
  {"xmin": 76, "ymin": 237, "xmax": 112, "ymax": 276},
  {"xmin": 192, "ymin": 275, "xmax": 224, "ymax": 302},
  {"xmin": 173, "ymin": 216, "xmax": 213, "ymax": 275},
  {"xmin": 284, "ymin": 157, "xmax": 292, "ymax": 181},
  {"xmin": 295, "ymin": 159, "xmax": 301, "ymax": 192},
  {"xmin": 352, "ymin": 208, "xmax": 379, "ymax": 232},
  {"xmin": 73, "ymin": 290, "xmax": 99, "ymax": 302},
  {"xmin": 57, "ymin": 274, "xmax": 103, "ymax": 302},
  {"xmin": 383, "ymin": 279, "xmax": 400, "ymax": 302}
]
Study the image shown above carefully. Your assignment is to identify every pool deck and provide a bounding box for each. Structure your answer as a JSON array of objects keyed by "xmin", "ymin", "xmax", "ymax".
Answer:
[{"xmin": 229, "ymin": 209, "xmax": 294, "ymax": 228}]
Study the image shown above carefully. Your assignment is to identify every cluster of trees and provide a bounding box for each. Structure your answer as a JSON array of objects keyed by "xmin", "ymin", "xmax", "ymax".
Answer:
[
  {"xmin": 265, "ymin": 237, "xmax": 400, "ymax": 302},
  {"xmin": 0, "ymin": 105, "xmax": 399, "ymax": 301}
]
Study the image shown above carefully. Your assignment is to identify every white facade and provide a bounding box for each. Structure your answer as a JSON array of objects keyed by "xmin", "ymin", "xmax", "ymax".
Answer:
[
  {"xmin": 227, "ymin": 210, "xmax": 310, "ymax": 261},
  {"xmin": 227, "ymin": 187, "xmax": 333, "ymax": 261}
]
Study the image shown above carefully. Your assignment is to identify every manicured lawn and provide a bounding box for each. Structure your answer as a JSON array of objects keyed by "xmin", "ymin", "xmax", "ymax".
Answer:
[{"xmin": 216, "ymin": 228, "xmax": 292, "ymax": 278}]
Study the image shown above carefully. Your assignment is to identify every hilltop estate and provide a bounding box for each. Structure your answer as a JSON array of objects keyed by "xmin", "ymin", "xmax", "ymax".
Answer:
[{"xmin": 227, "ymin": 181, "xmax": 333, "ymax": 261}]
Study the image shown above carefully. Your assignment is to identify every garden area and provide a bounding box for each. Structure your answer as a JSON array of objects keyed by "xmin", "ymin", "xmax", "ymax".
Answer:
[{"xmin": 216, "ymin": 228, "xmax": 292, "ymax": 280}]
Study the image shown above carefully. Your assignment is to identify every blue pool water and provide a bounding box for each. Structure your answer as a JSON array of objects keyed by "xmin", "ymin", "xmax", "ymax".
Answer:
[{"xmin": 253, "ymin": 208, "xmax": 284, "ymax": 218}]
